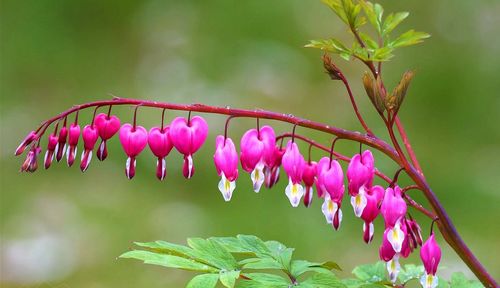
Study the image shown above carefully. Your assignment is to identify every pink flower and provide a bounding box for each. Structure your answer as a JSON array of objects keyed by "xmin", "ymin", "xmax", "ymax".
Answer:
[
  {"xmin": 148, "ymin": 126, "xmax": 174, "ymax": 181},
  {"xmin": 20, "ymin": 146, "xmax": 41, "ymax": 172},
  {"xmin": 317, "ymin": 157, "xmax": 345, "ymax": 230},
  {"xmin": 347, "ymin": 150, "xmax": 375, "ymax": 196},
  {"xmin": 94, "ymin": 113, "xmax": 121, "ymax": 161},
  {"xmin": 420, "ymin": 234, "xmax": 441, "ymax": 288},
  {"xmin": 302, "ymin": 161, "xmax": 317, "ymax": 207},
  {"xmin": 347, "ymin": 150, "xmax": 375, "ymax": 217},
  {"xmin": 282, "ymin": 141, "xmax": 305, "ymax": 207},
  {"xmin": 405, "ymin": 217, "xmax": 423, "ymax": 248},
  {"xmin": 119, "ymin": 123, "xmax": 148, "ymax": 179},
  {"xmin": 240, "ymin": 126, "xmax": 275, "ymax": 192},
  {"xmin": 380, "ymin": 186, "xmax": 407, "ymax": 254},
  {"xmin": 80, "ymin": 125, "xmax": 99, "ymax": 172},
  {"xmin": 66, "ymin": 123, "xmax": 80, "ymax": 167},
  {"xmin": 55, "ymin": 125, "xmax": 68, "ymax": 162},
  {"xmin": 15, "ymin": 131, "xmax": 37, "ymax": 156},
  {"xmin": 359, "ymin": 185, "xmax": 384, "ymax": 243},
  {"xmin": 214, "ymin": 136, "xmax": 239, "ymax": 201},
  {"xmin": 264, "ymin": 146, "xmax": 285, "ymax": 189},
  {"xmin": 44, "ymin": 133, "xmax": 58, "ymax": 169},
  {"xmin": 169, "ymin": 116, "xmax": 209, "ymax": 179}
]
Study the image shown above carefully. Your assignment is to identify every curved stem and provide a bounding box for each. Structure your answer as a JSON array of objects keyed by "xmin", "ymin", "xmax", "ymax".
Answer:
[
  {"xmin": 394, "ymin": 116, "xmax": 424, "ymax": 178},
  {"xmin": 20, "ymin": 97, "xmax": 497, "ymax": 287}
]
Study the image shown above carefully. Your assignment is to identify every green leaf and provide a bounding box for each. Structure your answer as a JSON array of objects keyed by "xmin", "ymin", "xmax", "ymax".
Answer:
[
  {"xmin": 186, "ymin": 273, "xmax": 220, "ymax": 288},
  {"xmin": 322, "ymin": 0, "xmax": 349, "ymax": 25},
  {"xmin": 187, "ymin": 238, "xmax": 238, "ymax": 269},
  {"xmin": 305, "ymin": 39, "xmax": 349, "ymax": 53},
  {"xmin": 237, "ymin": 273, "xmax": 290, "ymax": 288},
  {"xmin": 135, "ymin": 240, "xmax": 197, "ymax": 259},
  {"xmin": 397, "ymin": 264, "xmax": 424, "ymax": 284},
  {"xmin": 300, "ymin": 272, "xmax": 346, "ymax": 288},
  {"xmin": 352, "ymin": 262, "xmax": 386, "ymax": 283},
  {"xmin": 119, "ymin": 250, "xmax": 217, "ymax": 272},
  {"xmin": 240, "ymin": 258, "xmax": 283, "ymax": 270},
  {"xmin": 291, "ymin": 260, "xmax": 342, "ymax": 278},
  {"xmin": 450, "ymin": 272, "xmax": 483, "ymax": 288},
  {"xmin": 382, "ymin": 12, "xmax": 409, "ymax": 35},
  {"xmin": 359, "ymin": 32, "xmax": 378, "ymax": 50},
  {"xmin": 371, "ymin": 47, "xmax": 394, "ymax": 61},
  {"xmin": 266, "ymin": 241, "xmax": 294, "ymax": 271},
  {"xmin": 220, "ymin": 270, "xmax": 241, "ymax": 288},
  {"xmin": 211, "ymin": 235, "xmax": 271, "ymax": 258},
  {"xmin": 389, "ymin": 29, "xmax": 430, "ymax": 48}
]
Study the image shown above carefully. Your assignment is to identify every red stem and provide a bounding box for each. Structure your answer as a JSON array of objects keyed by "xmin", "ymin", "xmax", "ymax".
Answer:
[
  {"xmin": 394, "ymin": 116, "xmax": 425, "ymax": 178},
  {"xmin": 24, "ymin": 97, "xmax": 497, "ymax": 287},
  {"xmin": 338, "ymin": 73, "xmax": 374, "ymax": 136}
]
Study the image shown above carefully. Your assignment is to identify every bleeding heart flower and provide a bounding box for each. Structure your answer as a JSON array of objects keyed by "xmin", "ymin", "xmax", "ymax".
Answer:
[
  {"xmin": 317, "ymin": 157, "xmax": 345, "ymax": 230},
  {"xmin": 44, "ymin": 133, "xmax": 58, "ymax": 169},
  {"xmin": 359, "ymin": 185, "xmax": 385, "ymax": 243},
  {"xmin": 214, "ymin": 135, "xmax": 239, "ymax": 201},
  {"xmin": 15, "ymin": 131, "xmax": 37, "ymax": 156},
  {"xmin": 381, "ymin": 186, "xmax": 407, "ymax": 228},
  {"xmin": 66, "ymin": 123, "xmax": 80, "ymax": 167},
  {"xmin": 420, "ymin": 233, "xmax": 441, "ymax": 288},
  {"xmin": 169, "ymin": 116, "xmax": 209, "ymax": 179},
  {"xmin": 55, "ymin": 125, "xmax": 68, "ymax": 162},
  {"xmin": 282, "ymin": 141, "xmax": 305, "ymax": 207},
  {"xmin": 321, "ymin": 193, "xmax": 343, "ymax": 230},
  {"xmin": 302, "ymin": 161, "xmax": 317, "ymax": 207},
  {"xmin": 240, "ymin": 126, "xmax": 275, "ymax": 192},
  {"xmin": 119, "ymin": 123, "xmax": 148, "ymax": 179},
  {"xmin": 94, "ymin": 113, "xmax": 121, "ymax": 161},
  {"xmin": 264, "ymin": 146, "xmax": 285, "ymax": 189},
  {"xmin": 148, "ymin": 126, "xmax": 174, "ymax": 180},
  {"xmin": 347, "ymin": 150, "xmax": 375, "ymax": 196},
  {"xmin": 80, "ymin": 125, "xmax": 99, "ymax": 172}
]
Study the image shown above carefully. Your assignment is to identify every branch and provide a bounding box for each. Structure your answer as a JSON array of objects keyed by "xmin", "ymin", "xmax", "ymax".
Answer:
[{"xmin": 394, "ymin": 116, "xmax": 425, "ymax": 178}]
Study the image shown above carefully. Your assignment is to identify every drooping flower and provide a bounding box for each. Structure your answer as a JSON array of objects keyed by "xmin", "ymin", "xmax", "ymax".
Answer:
[
  {"xmin": 66, "ymin": 123, "xmax": 81, "ymax": 167},
  {"xmin": 264, "ymin": 146, "xmax": 285, "ymax": 189},
  {"xmin": 169, "ymin": 116, "xmax": 209, "ymax": 179},
  {"xmin": 405, "ymin": 217, "xmax": 423, "ymax": 248},
  {"xmin": 381, "ymin": 186, "xmax": 407, "ymax": 253},
  {"xmin": 347, "ymin": 150, "xmax": 375, "ymax": 217},
  {"xmin": 214, "ymin": 135, "xmax": 239, "ymax": 201},
  {"xmin": 119, "ymin": 123, "xmax": 148, "ymax": 179},
  {"xmin": 240, "ymin": 126, "xmax": 275, "ymax": 192},
  {"xmin": 420, "ymin": 234, "xmax": 441, "ymax": 288},
  {"xmin": 44, "ymin": 133, "xmax": 58, "ymax": 169},
  {"xmin": 317, "ymin": 157, "xmax": 345, "ymax": 230},
  {"xmin": 148, "ymin": 126, "xmax": 174, "ymax": 180},
  {"xmin": 55, "ymin": 125, "xmax": 68, "ymax": 162},
  {"xmin": 359, "ymin": 185, "xmax": 385, "ymax": 243},
  {"xmin": 20, "ymin": 146, "xmax": 41, "ymax": 172},
  {"xmin": 302, "ymin": 161, "xmax": 317, "ymax": 207},
  {"xmin": 282, "ymin": 141, "xmax": 305, "ymax": 207},
  {"xmin": 15, "ymin": 131, "xmax": 37, "ymax": 156},
  {"xmin": 94, "ymin": 113, "xmax": 121, "ymax": 161},
  {"xmin": 80, "ymin": 125, "xmax": 99, "ymax": 172},
  {"xmin": 380, "ymin": 220, "xmax": 413, "ymax": 283}
]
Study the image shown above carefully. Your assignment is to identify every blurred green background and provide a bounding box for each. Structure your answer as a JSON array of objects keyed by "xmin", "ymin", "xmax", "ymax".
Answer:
[{"xmin": 1, "ymin": 0, "xmax": 499, "ymax": 287}]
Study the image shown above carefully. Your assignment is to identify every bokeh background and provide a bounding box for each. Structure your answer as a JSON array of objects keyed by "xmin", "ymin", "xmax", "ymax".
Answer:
[{"xmin": 1, "ymin": 0, "xmax": 499, "ymax": 287}]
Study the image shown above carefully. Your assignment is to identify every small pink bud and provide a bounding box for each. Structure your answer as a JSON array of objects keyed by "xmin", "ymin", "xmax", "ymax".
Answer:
[
  {"xmin": 55, "ymin": 126, "xmax": 68, "ymax": 162},
  {"xmin": 420, "ymin": 234, "xmax": 441, "ymax": 288},
  {"xmin": 347, "ymin": 150, "xmax": 375, "ymax": 196},
  {"xmin": 264, "ymin": 146, "xmax": 285, "ymax": 188},
  {"xmin": 66, "ymin": 123, "xmax": 81, "ymax": 167},
  {"xmin": 302, "ymin": 161, "xmax": 317, "ymax": 207},
  {"xmin": 94, "ymin": 113, "xmax": 121, "ymax": 161},
  {"xmin": 80, "ymin": 125, "xmax": 99, "ymax": 172},
  {"xmin": 21, "ymin": 146, "xmax": 41, "ymax": 172},
  {"xmin": 15, "ymin": 131, "xmax": 37, "ymax": 156},
  {"xmin": 119, "ymin": 123, "xmax": 148, "ymax": 179},
  {"xmin": 148, "ymin": 126, "xmax": 174, "ymax": 181},
  {"xmin": 169, "ymin": 116, "xmax": 209, "ymax": 179},
  {"xmin": 44, "ymin": 133, "xmax": 59, "ymax": 169}
]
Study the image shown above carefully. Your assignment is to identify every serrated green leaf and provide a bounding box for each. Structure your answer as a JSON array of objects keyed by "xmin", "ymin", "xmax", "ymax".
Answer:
[
  {"xmin": 265, "ymin": 241, "xmax": 294, "ymax": 270},
  {"xmin": 300, "ymin": 272, "xmax": 346, "ymax": 288},
  {"xmin": 211, "ymin": 235, "xmax": 271, "ymax": 258},
  {"xmin": 322, "ymin": 0, "xmax": 349, "ymax": 24},
  {"xmin": 187, "ymin": 238, "xmax": 238, "ymax": 270},
  {"xmin": 135, "ymin": 240, "xmax": 196, "ymax": 258},
  {"xmin": 186, "ymin": 273, "xmax": 220, "ymax": 288},
  {"xmin": 359, "ymin": 32, "xmax": 378, "ymax": 50},
  {"xmin": 291, "ymin": 260, "xmax": 342, "ymax": 278},
  {"xmin": 371, "ymin": 47, "xmax": 394, "ymax": 61},
  {"xmin": 352, "ymin": 262, "xmax": 386, "ymax": 283},
  {"xmin": 305, "ymin": 39, "xmax": 349, "ymax": 53},
  {"xmin": 397, "ymin": 264, "xmax": 424, "ymax": 284},
  {"xmin": 220, "ymin": 270, "xmax": 241, "ymax": 288},
  {"xmin": 390, "ymin": 29, "xmax": 430, "ymax": 48},
  {"xmin": 382, "ymin": 12, "xmax": 409, "ymax": 35},
  {"xmin": 237, "ymin": 273, "xmax": 290, "ymax": 288},
  {"xmin": 241, "ymin": 257, "xmax": 283, "ymax": 270},
  {"xmin": 450, "ymin": 272, "xmax": 483, "ymax": 288},
  {"xmin": 119, "ymin": 250, "xmax": 218, "ymax": 272}
]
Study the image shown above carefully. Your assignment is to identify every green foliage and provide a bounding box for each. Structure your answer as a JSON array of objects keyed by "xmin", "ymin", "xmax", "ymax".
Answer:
[
  {"xmin": 119, "ymin": 235, "xmax": 342, "ymax": 288},
  {"xmin": 306, "ymin": 0, "xmax": 430, "ymax": 62}
]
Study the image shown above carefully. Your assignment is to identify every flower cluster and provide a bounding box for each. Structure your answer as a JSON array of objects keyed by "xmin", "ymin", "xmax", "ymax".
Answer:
[{"xmin": 15, "ymin": 106, "xmax": 442, "ymax": 286}]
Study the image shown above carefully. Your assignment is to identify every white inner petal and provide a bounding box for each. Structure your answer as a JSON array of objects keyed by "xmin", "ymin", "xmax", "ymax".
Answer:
[
  {"xmin": 218, "ymin": 173, "xmax": 236, "ymax": 202},
  {"xmin": 285, "ymin": 178, "xmax": 304, "ymax": 208},
  {"xmin": 420, "ymin": 273, "xmax": 438, "ymax": 288},
  {"xmin": 387, "ymin": 256, "xmax": 401, "ymax": 283},
  {"xmin": 251, "ymin": 162, "xmax": 265, "ymax": 193},
  {"xmin": 350, "ymin": 192, "xmax": 367, "ymax": 218},
  {"xmin": 187, "ymin": 155, "xmax": 193, "ymax": 179},
  {"xmin": 321, "ymin": 195, "xmax": 334, "ymax": 224},
  {"xmin": 387, "ymin": 221, "xmax": 405, "ymax": 253}
]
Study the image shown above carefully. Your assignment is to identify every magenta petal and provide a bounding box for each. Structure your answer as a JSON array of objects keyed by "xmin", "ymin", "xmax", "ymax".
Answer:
[
  {"xmin": 148, "ymin": 126, "xmax": 174, "ymax": 158},
  {"xmin": 282, "ymin": 141, "xmax": 305, "ymax": 184},
  {"xmin": 420, "ymin": 234, "xmax": 441, "ymax": 275},
  {"xmin": 119, "ymin": 124, "xmax": 148, "ymax": 157},
  {"xmin": 94, "ymin": 113, "xmax": 121, "ymax": 140},
  {"xmin": 15, "ymin": 131, "xmax": 37, "ymax": 156},
  {"xmin": 214, "ymin": 136, "xmax": 239, "ymax": 181},
  {"xmin": 381, "ymin": 186, "xmax": 407, "ymax": 228},
  {"xmin": 169, "ymin": 116, "xmax": 208, "ymax": 155}
]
